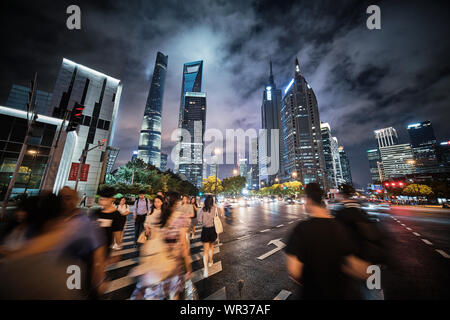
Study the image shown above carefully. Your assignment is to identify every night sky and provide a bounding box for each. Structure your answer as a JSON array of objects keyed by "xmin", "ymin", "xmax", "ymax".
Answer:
[{"xmin": 1, "ymin": 0, "xmax": 450, "ymax": 187}]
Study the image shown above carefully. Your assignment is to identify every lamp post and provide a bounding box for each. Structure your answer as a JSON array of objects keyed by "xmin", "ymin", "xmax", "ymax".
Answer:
[
  {"xmin": 23, "ymin": 149, "xmax": 38, "ymax": 196},
  {"xmin": 214, "ymin": 148, "xmax": 221, "ymax": 195},
  {"xmin": 274, "ymin": 177, "xmax": 279, "ymax": 183},
  {"xmin": 233, "ymin": 169, "xmax": 238, "ymax": 176},
  {"xmin": 291, "ymin": 172, "xmax": 297, "ymax": 181}
]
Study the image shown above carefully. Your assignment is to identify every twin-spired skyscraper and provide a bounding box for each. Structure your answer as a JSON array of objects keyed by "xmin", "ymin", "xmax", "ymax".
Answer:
[{"xmin": 138, "ymin": 52, "xmax": 168, "ymax": 168}]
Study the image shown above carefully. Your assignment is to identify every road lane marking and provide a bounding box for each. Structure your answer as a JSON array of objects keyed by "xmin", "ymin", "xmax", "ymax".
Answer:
[
  {"xmin": 192, "ymin": 261, "xmax": 222, "ymax": 282},
  {"xmin": 273, "ymin": 290, "xmax": 292, "ymax": 300},
  {"xmin": 105, "ymin": 275, "xmax": 136, "ymax": 294},
  {"xmin": 288, "ymin": 221, "xmax": 294, "ymax": 224},
  {"xmin": 406, "ymin": 227, "xmax": 412, "ymax": 231},
  {"xmin": 276, "ymin": 224, "xmax": 284, "ymax": 228},
  {"xmin": 421, "ymin": 239, "xmax": 433, "ymax": 245},
  {"xmin": 257, "ymin": 239, "xmax": 286, "ymax": 260},
  {"xmin": 205, "ymin": 287, "xmax": 227, "ymax": 300},
  {"xmin": 260, "ymin": 229, "xmax": 271, "ymax": 233},
  {"xmin": 435, "ymin": 249, "xmax": 450, "ymax": 259},
  {"xmin": 401, "ymin": 224, "xmax": 406, "ymax": 226},
  {"xmin": 237, "ymin": 235, "xmax": 252, "ymax": 240},
  {"xmin": 413, "ymin": 232, "xmax": 421, "ymax": 237},
  {"xmin": 107, "ymin": 258, "xmax": 139, "ymax": 271},
  {"xmin": 111, "ymin": 247, "xmax": 138, "ymax": 257}
]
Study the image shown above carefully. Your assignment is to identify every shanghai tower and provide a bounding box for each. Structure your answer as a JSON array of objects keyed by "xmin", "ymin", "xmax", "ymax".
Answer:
[{"xmin": 138, "ymin": 52, "xmax": 168, "ymax": 168}]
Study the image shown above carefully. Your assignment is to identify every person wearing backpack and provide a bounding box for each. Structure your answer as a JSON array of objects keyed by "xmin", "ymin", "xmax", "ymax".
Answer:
[
  {"xmin": 133, "ymin": 190, "xmax": 150, "ymax": 247},
  {"xmin": 334, "ymin": 184, "xmax": 391, "ymax": 300}
]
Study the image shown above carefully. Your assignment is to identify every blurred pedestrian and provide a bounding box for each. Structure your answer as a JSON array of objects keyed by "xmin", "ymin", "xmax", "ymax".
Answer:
[
  {"xmin": 285, "ymin": 183, "xmax": 370, "ymax": 299},
  {"xmin": 114, "ymin": 197, "xmax": 131, "ymax": 250},
  {"xmin": 334, "ymin": 184, "xmax": 390, "ymax": 300},
  {"xmin": 133, "ymin": 190, "xmax": 150, "ymax": 246},
  {"xmin": 129, "ymin": 191, "xmax": 192, "ymax": 300},
  {"xmin": 0, "ymin": 192, "xmax": 84, "ymax": 299},
  {"xmin": 92, "ymin": 187, "xmax": 122, "ymax": 257},
  {"xmin": 198, "ymin": 195, "xmax": 223, "ymax": 278},
  {"xmin": 80, "ymin": 193, "xmax": 87, "ymax": 207},
  {"xmin": 144, "ymin": 195, "xmax": 164, "ymax": 236},
  {"xmin": 0, "ymin": 196, "xmax": 38, "ymax": 255},
  {"xmin": 189, "ymin": 197, "xmax": 199, "ymax": 240}
]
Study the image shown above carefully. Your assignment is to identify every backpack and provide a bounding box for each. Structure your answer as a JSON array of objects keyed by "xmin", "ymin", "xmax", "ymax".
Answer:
[{"xmin": 135, "ymin": 198, "xmax": 149, "ymax": 212}]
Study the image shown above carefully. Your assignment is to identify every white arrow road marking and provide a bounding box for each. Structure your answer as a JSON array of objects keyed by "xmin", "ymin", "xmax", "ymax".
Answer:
[
  {"xmin": 435, "ymin": 249, "xmax": 450, "ymax": 259},
  {"xmin": 257, "ymin": 239, "xmax": 286, "ymax": 260},
  {"xmin": 205, "ymin": 287, "xmax": 227, "ymax": 300},
  {"xmin": 422, "ymin": 239, "xmax": 433, "ymax": 245},
  {"xmin": 273, "ymin": 290, "xmax": 292, "ymax": 300}
]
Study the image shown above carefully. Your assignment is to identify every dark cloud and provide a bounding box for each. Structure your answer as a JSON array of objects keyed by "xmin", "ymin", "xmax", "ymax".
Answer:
[{"xmin": 1, "ymin": 0, "xmax": 450, "ymax": 187}]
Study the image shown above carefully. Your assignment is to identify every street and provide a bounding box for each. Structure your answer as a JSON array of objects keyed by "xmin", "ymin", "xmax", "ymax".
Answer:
[{"xmin": 103, "ymin": 202, "xmax": 450, "ymax": 300}]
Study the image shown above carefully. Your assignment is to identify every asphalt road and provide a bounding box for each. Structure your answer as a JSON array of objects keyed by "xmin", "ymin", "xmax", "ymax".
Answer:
[{"xmin": 102, "ymin": 202, "xmax": 450, "ymax": 300}]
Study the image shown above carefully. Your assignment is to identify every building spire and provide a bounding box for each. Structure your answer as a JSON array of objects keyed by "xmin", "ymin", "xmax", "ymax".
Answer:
[
  {"xmin": 269, "ymin": 58, "xmax": 274, "ymax": 85},
  {"xmin": 295, "ymin": 57, "xmax": 300, "ymax": 73}
]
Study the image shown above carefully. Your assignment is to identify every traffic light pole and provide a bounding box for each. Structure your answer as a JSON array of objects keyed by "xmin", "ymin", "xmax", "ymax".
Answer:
[
  {"xmin": 74, "ymin": 141, "xmax": 105, "ymax": 191},
  {"xmin": 1, "ymin": 74, "xmax": 37, "ymax": 219}
]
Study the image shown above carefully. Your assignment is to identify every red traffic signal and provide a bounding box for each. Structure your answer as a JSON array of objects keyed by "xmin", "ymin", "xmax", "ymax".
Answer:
[{"xmin": 67, "ymin": 103, "xmax": 85, "ymax": 132}]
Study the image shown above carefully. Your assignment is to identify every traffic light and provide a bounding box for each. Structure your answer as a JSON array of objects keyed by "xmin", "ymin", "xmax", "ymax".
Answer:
[
  {"xmin": 66, "ymin": 103, "xmax": 85, "ymax": 132},
  {"xmin": 198, "ymin": 192, "xmax": 203, "ymax": 196}
]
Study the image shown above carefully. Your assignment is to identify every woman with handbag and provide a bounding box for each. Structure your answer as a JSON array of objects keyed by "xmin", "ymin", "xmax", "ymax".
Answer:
[
  {"xmin": 129, "ymin": 191, "xmax": 192, "ymax": 300},
  {"xmin": 198, "ymin": 195, "xmax": 223, "ymax": 278}
]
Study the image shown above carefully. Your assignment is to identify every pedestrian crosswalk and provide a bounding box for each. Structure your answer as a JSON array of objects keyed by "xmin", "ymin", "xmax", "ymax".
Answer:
[{"xmin": 103, "ymin": 217, "xmax": 225, "ymax": 300}]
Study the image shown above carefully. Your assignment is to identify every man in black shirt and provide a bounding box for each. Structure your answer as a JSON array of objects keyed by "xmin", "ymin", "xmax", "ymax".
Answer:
[{"xmin": 285, "ymin": 183, "xmax": 370, "ymax": 299}]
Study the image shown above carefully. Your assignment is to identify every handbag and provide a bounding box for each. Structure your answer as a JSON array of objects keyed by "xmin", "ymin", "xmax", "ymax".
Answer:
[
  {"xmin": 214, "ymin": 207, "xmax": 223, "ymax": 234},
  {"xmin": 137, "ymin": 231, "xmax": 148, "ymax": 244}
]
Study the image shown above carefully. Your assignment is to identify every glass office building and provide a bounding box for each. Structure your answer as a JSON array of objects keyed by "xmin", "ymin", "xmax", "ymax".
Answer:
[
  {"xmin": 280, "ymin": 58, "xmax": 326, "ymax": 187},
  {"xmin": 138, "ymin": 52, "xmax": 168, "ymax": 168},
  {"xmin": 367, "ymin": 148, "xmax": 383, "ymax": 183},
  {"xmin": 407, "ymin": 121, "xmax": 440, "ymax": 173},
  {"xmin": 176, "ymin": 61, "xmax": 206, "ymax": 188},
  {"xmin": 6, "ymin": 84, "xmax": 52, "ymax": 115}
]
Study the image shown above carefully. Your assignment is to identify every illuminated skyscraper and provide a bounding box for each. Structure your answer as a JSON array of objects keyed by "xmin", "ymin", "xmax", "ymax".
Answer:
[
  {"xmin": 338, "ymin": 146, "xmax": 353, "ymax": 185},
  {"xmin": 175, "ymin": 60, "xmax": 206, "ymax": 188},
  {"xmin": 259, "ymin": 60, "xmax": 282, "ymax": 185},
  {"xmin": 280, "ymin": 58, "xmax": 326, "ymax": 187},
  {"xmin": 366, "ymin": 148, "xmax": 383, "ymax": 183},
  {"xmin": 321, "ymin": 122, "xmax": 344, "ymax": 190},
  {"xmin": 407, "ymin": 121, "xmax": 440, "ymax": 173},
  {"xmin": 138, "ymin": 52, "xmax": 168, "ymax": 168},
  {"xmin": 374, "ymin": 127, "xmax": 398, "ymax": 148}
]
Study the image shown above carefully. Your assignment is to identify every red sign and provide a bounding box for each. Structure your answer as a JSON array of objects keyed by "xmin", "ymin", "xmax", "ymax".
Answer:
[{"xmin": 68, "ymin": 163, "xmax": 90, "ymax": 181}]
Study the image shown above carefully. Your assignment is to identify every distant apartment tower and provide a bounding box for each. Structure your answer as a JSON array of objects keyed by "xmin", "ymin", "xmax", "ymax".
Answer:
[
  {"xmin": 6, "ymin": 84, "xmax": 52, "ymax": 115},
  {"xmin": 138, "ymin": 52, "xmax": 168, "ymax": 168},
  {"xmin": 280, "ymin": 58, "xmax": 326, "ymax": 187},
  {"xmin": 131, "ymin": 150, "xmax": 138, "ymax": 162},
  {"xmin": 379, "ymin": 144, "xmax": 415, "ymax": 179},
  {"xmin": 407, "ymin": 121, "xmax": 439, "ymax": 173},
  {"xmin": 374, "ymin": 127, "xmax": 398, "ymax": 148},
  {"xmin": 249, "ymin": 137, "xmax": 259, "ymax": 189},
  {"xmin": 259, "ymin": 60, "xmax": 283, "ymax": 186},
  {"xmin": 321, "ymin": 123, "xmax": 344, "ymax": 190},
  {"xmin": 338, "ymin": 146, "xmax": 352, "ymax": 185},
  {"xmin": 46, "ymin": 58, "xmax": 122, "ymax": 197},
  {"xmin": 160, "ymin": 152, "xmax": 168, "ymax": 171},
  {"xmin": 176, "ymin": 60, "xmax": 207, "ymax": 188},
  {"xmin": 366, "ymin": 148, "xmax": 383, "ymax": 183}
]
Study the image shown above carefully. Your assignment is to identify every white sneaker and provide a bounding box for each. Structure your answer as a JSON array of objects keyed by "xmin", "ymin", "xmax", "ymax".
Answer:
[
  {"xmin": 203, "ymin": 268, "xmax": 208, "ymax": 278},
  {"xmin": 208, "ymin": 262, "xmax": 213, "ymax": 267}
]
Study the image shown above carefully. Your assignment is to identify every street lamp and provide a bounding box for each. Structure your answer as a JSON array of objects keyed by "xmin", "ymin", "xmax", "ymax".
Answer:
[
  {"xmin": 291, "ymin": 172, "xmax": 297, "ymax": 180},
  {"xmin": 274, "ymin": 177, "xmax": 279, "ymax": 183},
  {"xmin": 24, "ymin": 149, "xmax": 39, "ymax": 195},
  {"xmin": 233, "ymin": 169, "xmax": 238, "ymax": 175},
  {"xmin": 214, "ymin": 148, "xmax": 221, "ymax": 195}
]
